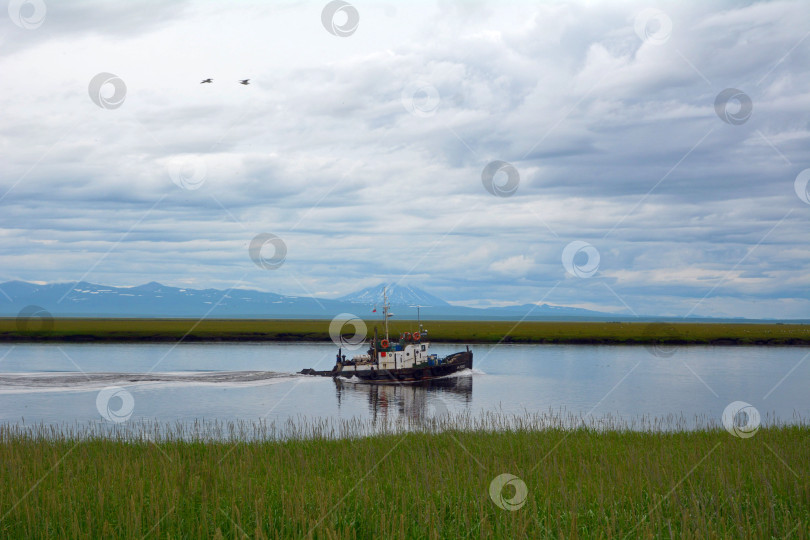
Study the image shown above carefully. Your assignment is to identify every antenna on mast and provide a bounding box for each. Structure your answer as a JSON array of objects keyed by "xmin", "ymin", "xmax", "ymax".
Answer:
[{"xmin": 383, "ymin": 285, "xmax": 390, "ymax": 342}]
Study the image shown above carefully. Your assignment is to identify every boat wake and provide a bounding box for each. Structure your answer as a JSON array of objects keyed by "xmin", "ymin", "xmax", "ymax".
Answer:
[
  {"xmin": 441, "ymin": 367, "xmax": 485, "ymax": 378},
  {"xmin": 0, "ymin": 371, "xmax": 302, "ymax": 394}
]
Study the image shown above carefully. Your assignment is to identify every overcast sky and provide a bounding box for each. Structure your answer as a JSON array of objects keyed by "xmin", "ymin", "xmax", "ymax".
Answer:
[{"xmin": 2, "ymin": 0, "xmax": 810, "ymax": 318}]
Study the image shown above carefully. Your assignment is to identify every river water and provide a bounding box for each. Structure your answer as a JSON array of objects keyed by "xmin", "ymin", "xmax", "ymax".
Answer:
[{"xmin": 0, "ymin": 342, "xmax": 807, "ymax": 433}]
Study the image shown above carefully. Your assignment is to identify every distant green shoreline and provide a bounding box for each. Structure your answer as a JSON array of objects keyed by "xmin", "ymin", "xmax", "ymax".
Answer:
[{"xmin": 2, "ymin": 318, "xmax": 810, "ymax": 345}]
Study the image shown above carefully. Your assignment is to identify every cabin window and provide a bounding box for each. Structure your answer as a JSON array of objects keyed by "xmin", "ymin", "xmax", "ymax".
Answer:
[{"xmin": 421, "ymin": 345, "xmax": 426, "ymax": 351}]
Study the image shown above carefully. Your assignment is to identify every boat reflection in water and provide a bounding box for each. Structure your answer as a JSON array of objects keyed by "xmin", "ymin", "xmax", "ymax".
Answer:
[{"xmin": 334, "ymin": 373, "xmax": 473, "ymax": 426}]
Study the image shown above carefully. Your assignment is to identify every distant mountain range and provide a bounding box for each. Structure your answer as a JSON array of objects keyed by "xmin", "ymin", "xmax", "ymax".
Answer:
[{"xmin": 0, "ymin": 280, "xmax": 626, "ymax": 320}]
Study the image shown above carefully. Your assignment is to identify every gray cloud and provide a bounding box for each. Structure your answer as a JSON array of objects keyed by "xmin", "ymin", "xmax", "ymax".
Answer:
[{"xmin": 1, "ymin": 0, "xmax": 810, "ymax": 318}]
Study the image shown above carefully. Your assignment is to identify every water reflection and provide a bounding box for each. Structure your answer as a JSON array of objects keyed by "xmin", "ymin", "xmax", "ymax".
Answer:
[
  {"xmin": 2, "ymin": 343, "xmax": 809, "ymax": 431},
  {"xmin": 335, "ymin": 374, "xmax": 473, "ymax": 424}
]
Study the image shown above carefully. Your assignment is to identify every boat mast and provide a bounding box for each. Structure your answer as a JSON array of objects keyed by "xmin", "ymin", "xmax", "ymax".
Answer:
[{"xmin": 383, "ymin": 286, "xmax": 390, "ymax": 342}]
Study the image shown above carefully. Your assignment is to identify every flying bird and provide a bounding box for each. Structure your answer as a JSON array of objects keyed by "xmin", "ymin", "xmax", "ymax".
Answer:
[
  {"xmin": 239, "ymin": 79, "xmax": 250, "ymax": 85},
  {"xmin": 200, "ymin": 78, "xmax": 213, "ymax": 84}
]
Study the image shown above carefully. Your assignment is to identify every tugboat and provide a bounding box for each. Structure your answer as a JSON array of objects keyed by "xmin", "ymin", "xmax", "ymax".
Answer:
[{"xmin": 299, "ymin": 288, "xmax": 473, "ymax": 382}]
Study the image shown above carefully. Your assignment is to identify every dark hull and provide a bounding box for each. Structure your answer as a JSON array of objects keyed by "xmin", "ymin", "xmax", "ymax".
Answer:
[{"xmin": 300, "ymin": 350, "xmax": 472, "ymax": 383}]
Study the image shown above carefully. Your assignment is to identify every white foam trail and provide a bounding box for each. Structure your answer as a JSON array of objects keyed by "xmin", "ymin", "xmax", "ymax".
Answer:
[
  {"xmin": 0, "ymin": 371, "xmax": 306, "ymax": 394},
  {"xmin": 439, "ymin": 368, "xmax": 484, "ymax": 379}
]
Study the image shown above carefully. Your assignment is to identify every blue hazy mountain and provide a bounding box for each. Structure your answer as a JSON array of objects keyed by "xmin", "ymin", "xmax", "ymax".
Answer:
[{"xmin": 0, "ymin": 280, "xmax": 621, "ymax": 320}]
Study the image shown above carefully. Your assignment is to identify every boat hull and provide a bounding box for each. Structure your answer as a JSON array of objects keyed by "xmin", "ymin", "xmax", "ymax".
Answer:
[{"xmin": 300, "ymin": 350, "xmax": 472, "ymax": 383}]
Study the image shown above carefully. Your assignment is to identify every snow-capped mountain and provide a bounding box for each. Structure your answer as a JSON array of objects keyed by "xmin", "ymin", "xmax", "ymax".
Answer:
[{"xmin": 338, "ymin": 283, "xmax": 449, "ymax": 307}]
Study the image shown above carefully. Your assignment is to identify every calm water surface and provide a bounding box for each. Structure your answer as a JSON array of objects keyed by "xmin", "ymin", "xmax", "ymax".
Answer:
[{"xmin": 0, "ymin": 342, "xmax": 807, "ymax": 430}]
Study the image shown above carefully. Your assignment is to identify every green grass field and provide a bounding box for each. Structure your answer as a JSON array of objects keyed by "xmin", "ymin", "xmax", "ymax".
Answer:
[
  {"xmin": 2, "ymin": 317, "xmax": 810, "ymax": 345},
  {"xmin": 0, "ymin": 418, "xmax": 807, "ymax": 538}
]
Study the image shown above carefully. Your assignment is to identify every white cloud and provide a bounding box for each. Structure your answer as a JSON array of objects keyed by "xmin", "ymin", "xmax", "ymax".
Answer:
[
  {"xmin": 489, "ymin": 254, "xmax": 533, "ymax": 277},
  {"xmin": 1, "ymin": 0, "xmax": 809, "ymax": 318}
]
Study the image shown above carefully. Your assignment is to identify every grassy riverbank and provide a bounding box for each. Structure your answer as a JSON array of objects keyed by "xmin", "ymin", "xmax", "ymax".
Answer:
[
  {"xmin": 2, "ymin": 317, "xmax": 810, "ymax": 345},
  {"xmin": 0, "ymin": 419, "xmax": 807, "ymax": 538}
]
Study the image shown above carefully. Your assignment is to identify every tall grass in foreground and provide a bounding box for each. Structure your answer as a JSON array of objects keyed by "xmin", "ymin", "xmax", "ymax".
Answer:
[{"xmin": 0, "ymin": 412, "xmax": 807, "ymax": 539}]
